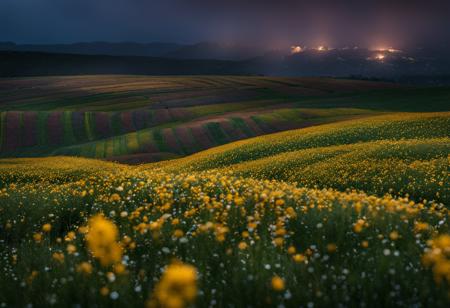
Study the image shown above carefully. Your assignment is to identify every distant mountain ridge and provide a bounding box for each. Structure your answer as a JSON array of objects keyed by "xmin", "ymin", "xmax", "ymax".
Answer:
[
  {"xmin": 0, "ymin": 41, "xmax": 183, "ymax": 58},
  {"xmin": 0, "ymin": 41, "xmax": 264, "ymax": 61},
  {"xmin": 0, "ymin": 50, "xmax": 245, "ymax": 77}
]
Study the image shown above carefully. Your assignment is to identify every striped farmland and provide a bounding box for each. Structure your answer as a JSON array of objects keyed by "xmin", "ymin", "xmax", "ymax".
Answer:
[{"xmin": 1, "ymin": 75, "xmax": 447, "ymax": 163}]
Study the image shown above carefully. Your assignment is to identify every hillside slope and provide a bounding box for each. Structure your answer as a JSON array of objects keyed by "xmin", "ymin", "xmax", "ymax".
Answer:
[
  {"xmin": 156, "ymin": 112, "xmax": 450, "ymax": 203},
  {"xmin": 1, "ymin": 75, "xmax": 414, "ymax": 162}
]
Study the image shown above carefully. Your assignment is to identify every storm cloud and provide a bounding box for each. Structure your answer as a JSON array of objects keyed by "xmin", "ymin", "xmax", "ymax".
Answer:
[{"xmin": 1, "ymin": 0, "xmax": 449, "ymax": 48}]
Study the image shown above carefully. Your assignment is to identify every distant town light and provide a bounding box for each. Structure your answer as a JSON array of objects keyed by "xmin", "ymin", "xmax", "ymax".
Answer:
[
  {"xmin": 291, "ymin": 46, "xmax": 303, "ymax": 54},
  {"xmin": 366, "ymin": 52, "xmax": 388, "ymax": 62},
  {"xmin": 387, "ymin": 48, "xmax": 402, "ymax": 53},
  {"xmin": 371, "ymin": 47, "xmax": 402, "ymax": 53}
]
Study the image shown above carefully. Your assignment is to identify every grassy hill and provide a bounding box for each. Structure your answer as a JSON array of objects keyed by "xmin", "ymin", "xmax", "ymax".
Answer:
[
  {"xmin": 1, "ymin": 75, "xmax": 449, "ymax": 163},
  {"xmin": 156, "ymin": 112, "xmax": 450, "ymax": 204}
]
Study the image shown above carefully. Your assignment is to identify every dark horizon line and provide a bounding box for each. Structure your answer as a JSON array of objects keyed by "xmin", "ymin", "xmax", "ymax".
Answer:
[{"xmin": 0, "ymin": 40, "xmax": 441, "ymax": 50}]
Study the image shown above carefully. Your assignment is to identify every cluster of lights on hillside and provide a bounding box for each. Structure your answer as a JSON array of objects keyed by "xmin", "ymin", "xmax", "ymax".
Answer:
[
  {"xmin": 289, "ymin": 45, "xmax": 338, "ymax": 54},
  {"xmin": 290, "ymin": 44, "xmax": 408, "ymax": 63},
  {"xmin": 367, "ymin": 48, "xmax": 402, "ymax": 62},
  {"xmin": 290, "ymin": 45, "xmax": 333, "ymax": 54},
  {"xmin": 290, "ymin": 46, "xmax": 303, "ymax": 54},
  {"xmin": 373, "ymin": 53, "xmax": 386, "ymax": 61},
  {"xmin": 373, "ymin": 47, "xmax": 402, "ymax": 53}
]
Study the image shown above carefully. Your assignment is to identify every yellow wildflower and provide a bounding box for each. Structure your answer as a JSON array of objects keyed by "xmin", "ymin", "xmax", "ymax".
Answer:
[
  {"xmin": 293, "ymin": 254, "xmax": 306, "ymax": 263},
  {"xmin": 389, "ymin": 231, "xmax": 399, "ymax": 241},
  {"xmin": 52, "ymin": 252, "xmax": 65, "ymax": 263},
  {"xmin": 149, "ymin": 263, "xmax": 197, "ymax": 308},
  {"xmin": 238, "ymin": 241, "xmax": 248, "ymax": 250},
  {"xmin": 42, "ymin": 223, "xmax": 52, "ymax": 233},
  {"xmin": 66, "ymin": 244, "xmax": 77, "ymax": 254},
  {"xmin": 173, "ymin": 229, "xmax": 184, "ymax": 238},
  {"xmin": 327, "ymin": 243, "xmax": 337, "ymax": 253},
  {"xmin": 85, "ymin": 215, "xmax": 122, "ymax": 267},
  {"xmin": 271, "ymin": 276, "xmax": 285, "ymax": 291},
  {"xmin": 77, "ymin": 262, "xmax": 93, "ymax": 275}
]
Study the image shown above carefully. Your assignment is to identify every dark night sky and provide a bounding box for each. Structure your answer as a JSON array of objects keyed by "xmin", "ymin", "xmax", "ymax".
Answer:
[{"xmin": 2, "ymin": 0, "xmax": 450, "ymax": 48}]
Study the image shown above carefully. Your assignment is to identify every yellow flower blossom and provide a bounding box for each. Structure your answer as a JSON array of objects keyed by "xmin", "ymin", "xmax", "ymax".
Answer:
[
  {"xmin": 271, "ymin": 276, "xmax": 285, "ymax": 291},
  {"xmin": 85, "ymin": 215, "xmax": 122, "ymax": 267},
  {"xmin": 149, "ymin": 263, "xmax": 197, "ymax": 308},
  {"xmin": 76, "ymin": 262, "xmax": 93, "ymax": 275},
  {"xmin": 42, "ymin": 223, "xmax": 52, "ymax": 233},
  {"xmin": 422, "ymin": 234, "xmax": 450, "ymax": 285}
]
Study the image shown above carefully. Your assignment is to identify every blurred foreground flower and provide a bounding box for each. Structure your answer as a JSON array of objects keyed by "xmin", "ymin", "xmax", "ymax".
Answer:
[
  {"xmin": 148, "ymin": 262, "xmax": 197, "ymax": 308},
  {"xmin": 271, "ymin": 276, "xmax": 285, "ymax": 291},
  {"xmin": 85, "ymin": 215, "xmax": 122, "ymax": 267},
  {"xmin": 423, "ymin": 234, "xmax": 450, "ymax": 285}
]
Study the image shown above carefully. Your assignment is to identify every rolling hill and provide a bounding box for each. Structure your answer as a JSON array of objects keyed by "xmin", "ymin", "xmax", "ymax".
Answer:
[
  {"xmin": 1, "ymin": 75, "xmax": 419, "ymax": 162},
  {"xmin": 3, "ymin": 75, "xmax": 446, "ymax": 202},
  {"xmin": 156, "ymin": 112, "xmax": 450, "ymax": 204}
]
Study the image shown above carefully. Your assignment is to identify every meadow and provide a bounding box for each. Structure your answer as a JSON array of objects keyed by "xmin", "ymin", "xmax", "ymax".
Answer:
[
  {"xmin": 0, "ymin": 76, "xmax": 449, "ymax": 307},
  {"xmin": 1, "ymin": 75, "xmax": 448, "ymax": 163}
]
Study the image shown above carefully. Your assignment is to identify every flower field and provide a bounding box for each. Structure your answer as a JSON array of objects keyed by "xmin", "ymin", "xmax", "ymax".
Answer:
[
  {"xmin": 1, "ymin": 110, "xmax": 450, "ymax": 306},
  {"xmin": 0, "ymin": 158, "xmax": 450, "ymax": 307},
  {"xmin": 158, "ymin": 112, "xmax": 450, "ymax": 172},
  {"xmin": 158, "ymin": 112, "xmax": 450, "ymax": 202},
  {"xmin": 222, "ymin": 138, "xmax": 448, "ymax": 202},
  {"xmin": 0, "ymin": 76, "xmax": 450, "ymax": 307}
]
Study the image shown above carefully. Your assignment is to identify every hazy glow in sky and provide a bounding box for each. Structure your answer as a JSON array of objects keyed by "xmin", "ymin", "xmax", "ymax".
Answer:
[{"xmin": 1, "ymin": 0, "xmax": 449, "ymax": 48}]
